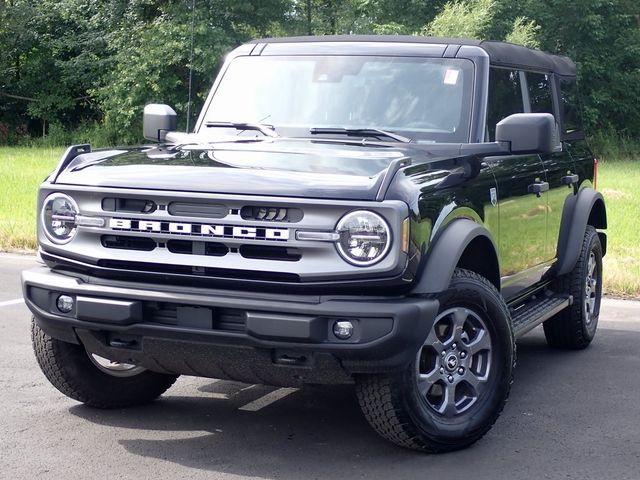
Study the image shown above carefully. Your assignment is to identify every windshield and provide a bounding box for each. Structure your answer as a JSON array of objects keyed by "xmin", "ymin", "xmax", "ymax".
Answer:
[{"xmin": 202, "ymin": 55, "xmax": 474, "ymax": 143}]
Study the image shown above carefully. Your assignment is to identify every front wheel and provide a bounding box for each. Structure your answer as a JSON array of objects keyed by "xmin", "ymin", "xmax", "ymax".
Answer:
[
  {"xmin": 356, "ymin": 269, "xmax": 515, "ymax": 452},
  {"xmin": 31, "ymin": 318, "xmax": 178, "ymax": 408}
]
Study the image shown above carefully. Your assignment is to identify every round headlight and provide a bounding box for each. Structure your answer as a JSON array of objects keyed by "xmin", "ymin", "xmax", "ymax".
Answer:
[
  {"xmin": 336, "ymin": 210, "xmax": 391, "ymax": 266},
  {"xmin": 41, "ymin": 193, "xmax": 79, "ymax": 244}
]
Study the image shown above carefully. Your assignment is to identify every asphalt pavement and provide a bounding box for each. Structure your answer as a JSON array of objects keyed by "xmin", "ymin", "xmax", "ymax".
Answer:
[{"xmin": 1, "ymin": 253, "xmax": 639, "ymax": 480}]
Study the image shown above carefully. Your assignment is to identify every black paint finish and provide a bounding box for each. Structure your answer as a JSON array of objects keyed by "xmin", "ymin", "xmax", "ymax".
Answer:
[{"xmin": 45, "ymin": 37, "xmax": 602, "ymax": 300}]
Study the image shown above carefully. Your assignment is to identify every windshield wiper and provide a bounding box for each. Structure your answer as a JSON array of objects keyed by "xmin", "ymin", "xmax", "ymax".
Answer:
[
  {"xmin": 205, "ymin": 121, "xmax": 278, "ymax": 138},
  {"xmin": 309, "ymin": 127, "xmax": 411, "ymax": 143}
]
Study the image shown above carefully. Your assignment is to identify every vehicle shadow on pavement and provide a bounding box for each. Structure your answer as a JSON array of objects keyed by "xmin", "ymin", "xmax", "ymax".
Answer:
[{"xmin": 68, "ymin": 327, "xmax": 640, "ymax": 480}]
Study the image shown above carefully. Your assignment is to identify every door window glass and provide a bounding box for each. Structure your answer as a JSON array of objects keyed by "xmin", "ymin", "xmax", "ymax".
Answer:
[
  {"xmin": 527, "ymin": 72, "xmax": 554, "ymax": 116},
  {"xmin": 487, "ymin": 68, "xmax": 523, "ymax": 141}
]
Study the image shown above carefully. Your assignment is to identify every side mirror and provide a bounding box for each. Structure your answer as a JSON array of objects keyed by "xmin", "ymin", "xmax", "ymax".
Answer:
[
  {"xmin": 143, "ymin": 104, "xmax": 177, "ymax": 142},
  {"xmin": 496, "ymin": 113, "xmax": 557, "ymax": 155}
]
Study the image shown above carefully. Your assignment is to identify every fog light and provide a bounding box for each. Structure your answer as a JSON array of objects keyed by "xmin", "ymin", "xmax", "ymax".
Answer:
[
  {"xmin": 333, "ymin": 320, "xmax": 354, "ymax": 340},
  {"xmin": 56, "ymin": 295, "xmax": 74, "ymax": 313}
]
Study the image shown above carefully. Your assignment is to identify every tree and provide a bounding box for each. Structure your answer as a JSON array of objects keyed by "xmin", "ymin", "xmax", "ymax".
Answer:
[
  {"xmin": 93, "ymin": 0, "xmax": 291, "ymax": 144},
  {"xmin": 515, "ymin": 0, "xmax": 640, "ymax": 134},
  {"xmin": 0, "ymin": 0, "xmax": 638, "ymax": 144}
]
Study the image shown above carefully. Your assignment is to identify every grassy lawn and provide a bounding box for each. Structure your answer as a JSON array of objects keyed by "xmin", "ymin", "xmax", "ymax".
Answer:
[
  {"xmin": 0, "ymin": 146, "xmax": 638, "ymax": 297},
  {"xmin": 0, "ymin": 147, "xmax": 62, "ymax": 251},
  {"xmin": 598, "ymin": 160, "xmax": 640, "ymax": 297}
]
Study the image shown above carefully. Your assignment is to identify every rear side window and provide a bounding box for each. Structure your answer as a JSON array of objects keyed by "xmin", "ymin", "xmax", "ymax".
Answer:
[
  {"xmin": 526, "ymin": 72, "xmax": 554, "ymax": 116},
  {"xmin": 487, "ymin": 68, "xmax": 523, "ymax": 141},
  {"xmin": 559, "ymin": 77, "xmax": 584, "ymax": 138}
]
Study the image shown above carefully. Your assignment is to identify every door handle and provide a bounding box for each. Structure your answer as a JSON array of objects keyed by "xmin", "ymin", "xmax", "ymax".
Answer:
[
  {"xmin": 528, "ymin": 181, "xmax": 549, "ymax": 197},
  {"xmin": 561, "ymin": 174, "xmax": 579, "ymax": 186}
]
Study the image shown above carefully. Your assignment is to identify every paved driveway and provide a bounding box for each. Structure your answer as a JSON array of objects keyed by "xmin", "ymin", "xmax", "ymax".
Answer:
[{"xmin": 1, "ymin": 254, "xmax": 639, "ymax": 479}]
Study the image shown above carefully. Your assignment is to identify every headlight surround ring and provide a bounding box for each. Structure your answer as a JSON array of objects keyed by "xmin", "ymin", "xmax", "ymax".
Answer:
[
  {"xmin": 41, "ymin": 193, "xmax": 79, "ymax": 244},
  {"xmin": 335, "ymin": 210, "xmax": 392, "ymax": 266}
]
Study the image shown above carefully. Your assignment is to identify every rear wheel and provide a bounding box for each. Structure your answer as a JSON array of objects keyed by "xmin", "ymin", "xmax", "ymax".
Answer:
[
  {"xmin": 31, "ymin": 318, "xmax": 178, "ymax": 408},
  {"xmin": 544, "ymin": 226, "xmax": 602, "ymax": 349},
  {"xmin": 356, "ymin": 269, "xmax": 515, "ymax": 452}
]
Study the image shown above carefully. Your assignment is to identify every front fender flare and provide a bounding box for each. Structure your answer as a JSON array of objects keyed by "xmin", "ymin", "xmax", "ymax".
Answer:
[{"xmin": 410, "ymin": 218, "xmax": 499, "ymax": 295}]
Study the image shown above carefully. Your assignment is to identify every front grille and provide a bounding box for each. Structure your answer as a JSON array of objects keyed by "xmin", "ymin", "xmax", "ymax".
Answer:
[
  {"xmin": 167, "ymin": 240, "xmax": 229, "ymax": 257},
  {"xmin": 108, "ymin": 217, "xmax": 290, "ymax": 242},
  {"xmin": 167, "ymin": 202, "xmax": 228, "ymax": 218},
  {"xmin": 241, "ymin": 205, "xmax": 303, "ymax": 222},
  {"xmin": 102, "ymin": 238, "xmax": 302, "ymax": 262},
  {"xmin": 102, "ymin": 197, "xmax": 156, "ymax": 213},
  {"xmin": 239, "ymin": 245, "xmax": 301, "ymax": 262},
  {"xmin": 40, "ymin": 186, "xmax": 406, "ymax": 285},
  {"xmin": 101, "ymin": 235, "xmax": 156, "ymax": 251}
]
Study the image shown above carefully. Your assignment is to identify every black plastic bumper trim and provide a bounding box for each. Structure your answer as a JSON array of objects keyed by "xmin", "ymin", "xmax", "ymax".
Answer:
[
  {"xmin": 22, "ymin": 266, "xmax": 439, "ymax": 374},
  {"xmin": 76, "ymin": 296, "xmax": 142, "ymax": 325}
]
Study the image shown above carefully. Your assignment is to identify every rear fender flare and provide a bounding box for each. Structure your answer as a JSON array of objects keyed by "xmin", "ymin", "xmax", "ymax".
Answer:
[{"xmin": 555, "ymin": 188, "xmax": 607, "ymax": 276}]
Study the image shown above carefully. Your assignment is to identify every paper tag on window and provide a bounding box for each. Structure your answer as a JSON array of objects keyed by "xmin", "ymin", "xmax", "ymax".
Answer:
[{"xmin": 444, "ymin": 69, "xmax": 460, "ymax": 85}]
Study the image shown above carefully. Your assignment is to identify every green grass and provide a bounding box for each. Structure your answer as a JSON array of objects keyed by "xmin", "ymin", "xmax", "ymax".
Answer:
[
  {"xmin": 0, "ymin": 146, "xmax": 638, "ymax": 296},
  {"xmin": 0, "ymin": 147, "xmax": 62, "ymax": 250},
  {"xmin": 598, "ymin": 160, "xmax": 640, "ymax": 297}
]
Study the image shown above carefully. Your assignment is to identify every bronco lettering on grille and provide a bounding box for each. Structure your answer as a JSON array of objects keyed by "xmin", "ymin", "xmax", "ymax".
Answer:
[{"xmin": 109, "ymin": 218, "xmax": 289, "ymax": 241}]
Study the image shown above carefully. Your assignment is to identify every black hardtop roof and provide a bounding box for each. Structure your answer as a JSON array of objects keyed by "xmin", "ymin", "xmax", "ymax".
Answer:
[{"xmin": 248, "ymin": 35, "xmax": 576, "ymax": 76}]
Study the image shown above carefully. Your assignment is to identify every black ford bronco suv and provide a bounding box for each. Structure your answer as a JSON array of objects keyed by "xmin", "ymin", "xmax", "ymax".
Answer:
[{"xmin": 23, "ymin": 36, "xmax": 607, "ymax": 452}]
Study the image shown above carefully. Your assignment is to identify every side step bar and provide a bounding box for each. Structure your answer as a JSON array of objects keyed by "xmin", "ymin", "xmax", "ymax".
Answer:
[{"xmin": 511, "ymin": 294, "xmax": 573, "ymax": 339}]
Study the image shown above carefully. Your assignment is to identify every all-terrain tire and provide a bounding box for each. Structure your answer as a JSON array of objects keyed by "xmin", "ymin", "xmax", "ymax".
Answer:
[
  {"xmin": 31, "ymin": 318, "xmax": 178, "ymax": 408},
  {"xmin": 356, "ymin": 269, "xmax": 515, "ymax": 452},
  {"xmin": 544, "ymin": 225, "xmax": 603, "ymax": 349}
]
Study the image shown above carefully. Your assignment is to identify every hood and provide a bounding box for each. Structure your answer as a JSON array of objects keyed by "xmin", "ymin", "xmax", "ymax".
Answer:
[{"xmin": 53, "ymin": 139, "xmax": 463, "ymax": 201}]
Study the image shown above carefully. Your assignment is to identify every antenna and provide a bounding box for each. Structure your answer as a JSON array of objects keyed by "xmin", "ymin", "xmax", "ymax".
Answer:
[{"xmin": 186, "ymin": 0, "xmax": 196, "ymax": 132}]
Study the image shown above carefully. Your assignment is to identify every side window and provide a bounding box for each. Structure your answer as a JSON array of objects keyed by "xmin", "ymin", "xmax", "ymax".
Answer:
[
  {"xmin": 487, "ymin": 68, "xmax": 523, "ymax": 141},
  {"xmin": 559, "ymin": 76, "xmax": 584, "ymax": 138},
  {"xmin": 526, "ymin": 72, "xmax": 554, "ymax": 116}
]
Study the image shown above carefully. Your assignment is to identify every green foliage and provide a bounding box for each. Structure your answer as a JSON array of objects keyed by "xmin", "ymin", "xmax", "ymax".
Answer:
[
  {"xmin": 361, "ymin": 0, "xmax": 449, "ymax": 35},
  {"xmin": 423, "ymin": 1, "xmax": 541, "ymax": 49},
  {"xmin": 513, "ymin": 0, "xmax": 640, "ymax": 135},
  {"xmin": 425, "ymin": 0, "xmax": 496, "ymax": 38},
  {"xmin": 0, "ymin": 0, "xmax": 638, "ymax": 145},
  {"xmin": 588, "ymin": 132, "xmax": 640, "ymax": 163},
  {"xmin": 85, "ymin": 0, "xmax": 291, "ymax": 144},
  {"xmin": 504, "ymin": 18, "xmax": 540, "ymax": 49},
  {"xmin": 371, "ymin": 22, "xmax": 412, "ymax": 35},
  {"xmin": 24, "ymin": 122, "xmax": 116, "ymax": 149}
]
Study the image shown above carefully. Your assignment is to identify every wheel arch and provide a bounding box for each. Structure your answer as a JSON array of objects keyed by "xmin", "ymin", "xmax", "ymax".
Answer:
[
  {"xmin": 411, "ymin": 218, "xmax": 500, "ymax": 295},
  {"xmin": 555, "ymin": 188, "xmax": 607, "ymax": 276}
]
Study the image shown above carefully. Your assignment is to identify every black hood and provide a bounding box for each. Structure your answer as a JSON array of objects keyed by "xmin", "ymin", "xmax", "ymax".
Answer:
[{"xmin": 54, "ymin": 139, "xmax": 463, "ymax": 201}]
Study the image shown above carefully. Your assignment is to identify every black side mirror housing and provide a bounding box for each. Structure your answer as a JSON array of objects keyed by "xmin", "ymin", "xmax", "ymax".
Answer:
[
  {"xmin": 143, "ymin": 104, "xmax": 177, "ymax": 142},
  {"xmin": 496, "ymin": 113, "xmax": 557, "ymax": 155}
]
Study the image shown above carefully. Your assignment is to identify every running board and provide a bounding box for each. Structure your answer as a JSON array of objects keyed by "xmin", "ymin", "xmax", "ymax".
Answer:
[{"xmin": 511, "ymin": 294, "xmax": 573, "ymax": 339}]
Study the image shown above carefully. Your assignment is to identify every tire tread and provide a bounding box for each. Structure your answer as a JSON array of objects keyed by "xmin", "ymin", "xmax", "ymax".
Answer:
[
  {"xmin": 356, "ymin": 269, "xmax": 514, "ymax": 452},
  {"xmin": 544, "ymin": 226, "xmax": 601, "ymax": 349},
  {"xmin": 31, "ymin": 319, "xmax": 177, "ymax": 409}
]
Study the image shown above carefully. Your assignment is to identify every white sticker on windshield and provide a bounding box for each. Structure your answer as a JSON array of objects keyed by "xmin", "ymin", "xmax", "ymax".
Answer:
[{"xmin": 444, "ymin": 69, "xmax": 460, "ymax": 85}]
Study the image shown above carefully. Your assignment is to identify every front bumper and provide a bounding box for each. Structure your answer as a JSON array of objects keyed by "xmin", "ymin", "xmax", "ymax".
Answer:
[{"xmin": 22, "ymin": 267, "xmax": 439, "ymax": 385}]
